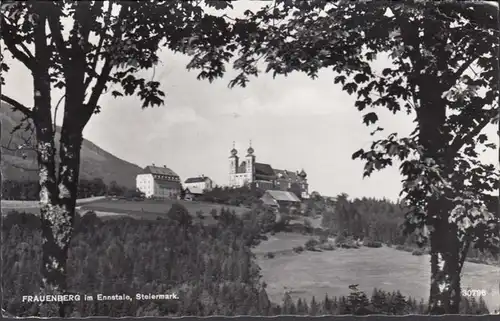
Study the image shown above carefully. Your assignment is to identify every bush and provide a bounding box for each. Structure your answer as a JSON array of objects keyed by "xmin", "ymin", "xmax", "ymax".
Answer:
[
  {"xmin": 196, "ymin": 210, "xmax": 204, "ymax": 219},
  {"xmin": 318, "ymin": 232, "xmax": 329, "ymax": 244},
  {"xmin": 335, "ymin": 234, "xmax": 347, "ymax": 245},
  {"xmin": 265, "ymin": 252, "xmax": 275, "ymax": 259},
  {"xmin": 293, "ymin": 246, "xmax": 304, "ymax": 253},
  {"xmin": 412, "ymin": 249, "xmax": 424, "ymax": 256},
  {"xmin": 305, "ymin": 238, "xmax": 319, "ymax": 250},
  {"xmin": 363, "ymin": 239, "xmax": 383, "ymax": 248},
  {"xmin": 319, "ymin": 243, "xmax": 335, "ymax": 251}
]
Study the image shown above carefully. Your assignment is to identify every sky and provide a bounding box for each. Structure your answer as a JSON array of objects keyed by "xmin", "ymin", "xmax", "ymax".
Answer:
[{"xmin": 1, "ymin": 1, "xmax": 498, "ymax": 201}]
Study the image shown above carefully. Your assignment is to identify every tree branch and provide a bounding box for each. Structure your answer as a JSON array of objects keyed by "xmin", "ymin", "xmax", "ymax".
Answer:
[
  {"xmin": 81, "ymin": 4, "xmax": 129, "ymax": 128},
  {"xmin": 448, "ymin": 108, "xmax": 498, "ymax": 154},
  {"xmin": 83, "ymin": 2, "xmax": 112, "ymax": 93},
  {"xmin": 0, "ymin": 16, "xmax": 35, "ymax": 71},
  {"xmin": 444, "ymin": 54, "xmax": 478, "ymax": 91},
  {"xmin": 1, "ymin": 94, "xmax": 33, "ymax": 117},
  {"xmin": 53, "ymin": 94, "xmax": 65, "ymax": 133},
  {"xmin": 46, "ymin": 4, "xmax": 70, "ymax": 66}
]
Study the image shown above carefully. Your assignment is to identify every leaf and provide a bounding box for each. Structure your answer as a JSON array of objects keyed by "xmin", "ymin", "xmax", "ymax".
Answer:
[
  {"xmin": 362, "ymin": 112, "xmax": 378, "ymax": 125},
  {"xmin": 354, "ymin": 73, "xmax": 369, "ymax": 84},
  {"xmin": 477, "ymin": 134, "xmax": 488, "ymax": 143},
  {"xmin": 343, "ymin": 82, "xmax": 358, "ymax": 95},
  {"xmin": 334, "ymin": 75, "xmax": 346, "ymax": 85},
  {"xmin": 111, "ymin": 90, "xmax": 124, "ymax": 98},
  {"xmin": 352, "ymin": 149, "xmax": 364, "ymax": 160}
]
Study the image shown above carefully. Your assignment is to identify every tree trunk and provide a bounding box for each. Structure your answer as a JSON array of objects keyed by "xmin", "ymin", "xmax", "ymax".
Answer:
[
  {"xmin": 427, "ymin": 200, "xmax": 462, "ymax": 314},
  {"xmin": 417, "ymin": 68, "xmax": 463, "ymax": 313}
]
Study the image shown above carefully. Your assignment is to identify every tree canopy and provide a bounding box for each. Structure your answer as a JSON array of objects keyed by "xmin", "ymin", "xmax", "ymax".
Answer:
[{"xmin": 189, "ymin": 0, "xmax": 498, "ymax": 314}]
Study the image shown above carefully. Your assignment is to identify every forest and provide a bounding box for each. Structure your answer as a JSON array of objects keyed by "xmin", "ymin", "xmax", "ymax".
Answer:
[{"xmin": 1, "ymin": 204, "xmax": 493, "ymax": 317}]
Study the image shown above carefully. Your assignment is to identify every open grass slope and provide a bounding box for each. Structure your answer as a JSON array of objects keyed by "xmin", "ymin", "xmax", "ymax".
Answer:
[
  {"xmin": 79, "ymin": 199, "xmax": 250, "ymax": 219},
  {"xmin": 1, "ymin": 102, "xmax": 143, "ymax": 189},
  {"xmin": 254, "ymin": 232, "xmax": 500, "ymax": 311}
]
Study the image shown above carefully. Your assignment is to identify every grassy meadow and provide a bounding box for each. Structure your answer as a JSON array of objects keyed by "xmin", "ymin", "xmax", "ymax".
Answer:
[{"xmin": 254, "ymin": 232, "xmax": 500, "ymax": 311}]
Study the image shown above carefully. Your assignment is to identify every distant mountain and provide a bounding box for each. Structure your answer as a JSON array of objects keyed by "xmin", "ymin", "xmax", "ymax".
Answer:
[{"xmin": 1, "ymin": 102, "xmax": 143, "ymax": 189}]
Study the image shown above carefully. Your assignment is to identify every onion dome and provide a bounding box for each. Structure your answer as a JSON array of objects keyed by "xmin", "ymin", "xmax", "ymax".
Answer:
[
  {"xmin": 247, "ymin": 146, "xmax": 254, "ymax": 155},
  {"xmin": 299, "ymin": 169, "xmax": 307, "ymax": 178},
  {"xmin": 230, "ymin": 148, "xmax": 238, "ymax": 156}
]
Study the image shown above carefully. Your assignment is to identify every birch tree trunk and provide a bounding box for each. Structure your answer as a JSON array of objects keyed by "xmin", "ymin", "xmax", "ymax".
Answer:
[{"xmin": 31, "ymin": 6, "xmax": 82, "ymax": 317}]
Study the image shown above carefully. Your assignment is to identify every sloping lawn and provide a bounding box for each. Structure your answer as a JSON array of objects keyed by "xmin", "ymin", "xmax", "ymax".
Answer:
[{"xmin": 255, "ymin": 237, "xmax": 500, "ymax": 311}]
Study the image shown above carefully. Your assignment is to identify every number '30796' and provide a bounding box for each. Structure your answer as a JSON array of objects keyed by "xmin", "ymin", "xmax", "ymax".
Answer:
[{"xmin": 461, "ymin": 289, "xmax": 487, "ymax": 297}]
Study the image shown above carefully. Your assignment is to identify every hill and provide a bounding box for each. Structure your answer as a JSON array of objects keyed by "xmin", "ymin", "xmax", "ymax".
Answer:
[{"xmin": 1, "ymin": 102, "xmax": 143, "ymax": 189}]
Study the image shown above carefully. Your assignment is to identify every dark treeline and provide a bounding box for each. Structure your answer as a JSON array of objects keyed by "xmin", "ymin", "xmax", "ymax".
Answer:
[
  {"xmin": 2, "ymin": 207, "xmax": 493, "ymax": 317},
  {"xmin": 196, "ymin": 185, "xmax": 265, "ymax": 207},
  {"xmin": 2, "ymin": 179, "xmax": 132, "ymax": 200}
]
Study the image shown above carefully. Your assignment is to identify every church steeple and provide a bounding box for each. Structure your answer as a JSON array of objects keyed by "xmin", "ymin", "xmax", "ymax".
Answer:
[
  {"xmin": 247, "ymin": 139, "xmax": 254, "ymax": 156},
  {"xmin": 230, "ymin": 141, "xmax": 238, "ymax": 157}
]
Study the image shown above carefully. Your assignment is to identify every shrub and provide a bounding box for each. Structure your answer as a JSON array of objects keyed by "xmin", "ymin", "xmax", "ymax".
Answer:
[
  {"xmin": 412, "ymin": 249, "xmax": 424, "ymax": 256},
  {"xmin": 167, "ymin": 203, "xmax": 192, "ymax": 228},
  {"xmin": 335, "ymin": 234, "xmax": 347, "ymax": 245},
  {"xmin": 318, "ymin": 232, "xmax": 329, "ymax": 244},
  {"xmin": 293, "ymin": 246, "xmax": 304, "ymax": 253},
  {"xmin": 265, "ymin": 252, "xmax": 275, "ymax": 259},
  {"xmin": 319, "ymin": 243, "xmax": 335, "ymax": 251},
  {"xmin": 196, "ymin": 210, "xmax": 204, "ymax": 219},
  {"xmin": 363, "ymin": 239, "xmax": 383, "ymax": 248},
  {"xmin": 305, "ymin": 238, "xmax": 319, "ymax": 250}
]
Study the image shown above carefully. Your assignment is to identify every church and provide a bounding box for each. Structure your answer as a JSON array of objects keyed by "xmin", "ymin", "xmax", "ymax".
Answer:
[{"xmin": 228, "ymin": 142, "xmax": 309, "ymax": 199}]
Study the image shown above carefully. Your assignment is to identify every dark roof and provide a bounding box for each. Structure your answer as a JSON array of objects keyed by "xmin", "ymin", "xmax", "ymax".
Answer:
[
  {"xmin": 274, "ymin": 169, "xmax": 299, "ymax": 181},
  {"xmin": 255, "ymin": 163, "xmax": 275, "ymax": 177},
  {"xmin": 185, "ymin": 176, "xmax": 210, "ymax": 183},
  {"xmin": 143, "ymin": 165, "xmax": 179, "ymax": 177}
]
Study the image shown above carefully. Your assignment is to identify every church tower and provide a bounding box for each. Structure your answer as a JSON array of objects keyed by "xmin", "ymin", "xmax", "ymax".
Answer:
[
  {"xmin": 229, "ymin": 142, "xmax": 239, "ymax": 186},
  {"xmin": 245, "ymin": 140, "xmax": 255, "ymax": 184}
]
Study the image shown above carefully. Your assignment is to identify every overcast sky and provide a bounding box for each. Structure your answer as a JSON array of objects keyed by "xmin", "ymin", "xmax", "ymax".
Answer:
[{"xmin": 2, "ymin": 1, "xmax": 498, "ymax": 201}]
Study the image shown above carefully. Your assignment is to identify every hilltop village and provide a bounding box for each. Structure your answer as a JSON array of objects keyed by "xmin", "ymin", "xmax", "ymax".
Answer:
[{"xmin": 135, "ymin": 142, "xmax": 311, "ymax": 209}]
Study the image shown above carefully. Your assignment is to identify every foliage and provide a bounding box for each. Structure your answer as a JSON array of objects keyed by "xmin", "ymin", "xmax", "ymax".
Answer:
[
  {"xmin": 206, "ymin": 0, "xmax": 499, "ymax": 313},
  {"xmin": 2, "ymin": 209, "xmax": 270, "ymax": 317},
  {"xmin": 198, "ymin": 185, "xmax": 265, "ymax": 207},
  {"xmin": 1, "ymin": 0, "xmax": 238, "ymax": 308},
  {"xmin": 305, "ymin": 238, "xmax": 319, "ymax": 251}
]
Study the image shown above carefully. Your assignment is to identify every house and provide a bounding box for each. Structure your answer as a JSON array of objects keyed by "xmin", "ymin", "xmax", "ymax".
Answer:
[
  {"xmin": 136, "ymin": 164, "xmax": 182, "ymax": 199},
  {"xmin": 184, "ymin": 175, "xmax": 213, "ymax": 193},
  {"xmin": 184, "ymin": 187, "xmax": 204, "ymax": 201},
  {"xmin": 228, "ymin": 142, "xmax": 309, "ymax": 198},
  {"xmin": 261, "ymin": 190, "xmax": 302, "ymax": 212}
]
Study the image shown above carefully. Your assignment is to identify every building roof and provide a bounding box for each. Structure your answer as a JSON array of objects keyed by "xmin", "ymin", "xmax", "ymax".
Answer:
[
  {"xmin": 185, "ymin": 187, "xmax": 204, "ymax": 195},
  {"xmin": 143, "ymin": 165, "xmax": 179, "ymax": 177},
  {"xmin": 274, "ymin": 169, "xmax": 299, "ymax": 181},
  {"xmin": 264, "ymin": 190, "xmax": 301, "ymax": 202},
  {"xmin": 185, "ymin": 176, "xmax": 210, "ymax": 183},
  {"xmin": 255, "ymin": 163, "xmax": 275, "ymax": 177}
]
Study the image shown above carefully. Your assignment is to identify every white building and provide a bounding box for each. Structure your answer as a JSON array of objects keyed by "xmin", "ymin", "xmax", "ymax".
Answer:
[
  {"xmin": 184, "ymin": 175, "xmax": 213, "ymax": 193},
  {"xmin": 136, "ymin": 164, "xmax": 182, "ymax": 199}
]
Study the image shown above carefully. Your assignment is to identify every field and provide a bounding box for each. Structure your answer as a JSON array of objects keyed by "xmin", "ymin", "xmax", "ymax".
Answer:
[
  {"xmin": 2, "ymin": 197, "xmax": 250, "ymax": 220},
  {"xmin": 254, "ymin": 232, "xmax": 500, "ymax": 311},
  {"xmin": 1, "ymin": 197, "xmax": 106, "ymax": 214}
]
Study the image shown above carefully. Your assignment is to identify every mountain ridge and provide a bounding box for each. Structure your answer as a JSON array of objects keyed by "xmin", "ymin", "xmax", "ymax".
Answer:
[{"xmin": 1, "ymin": 102, "xmax": 143, "ymax": 189}]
